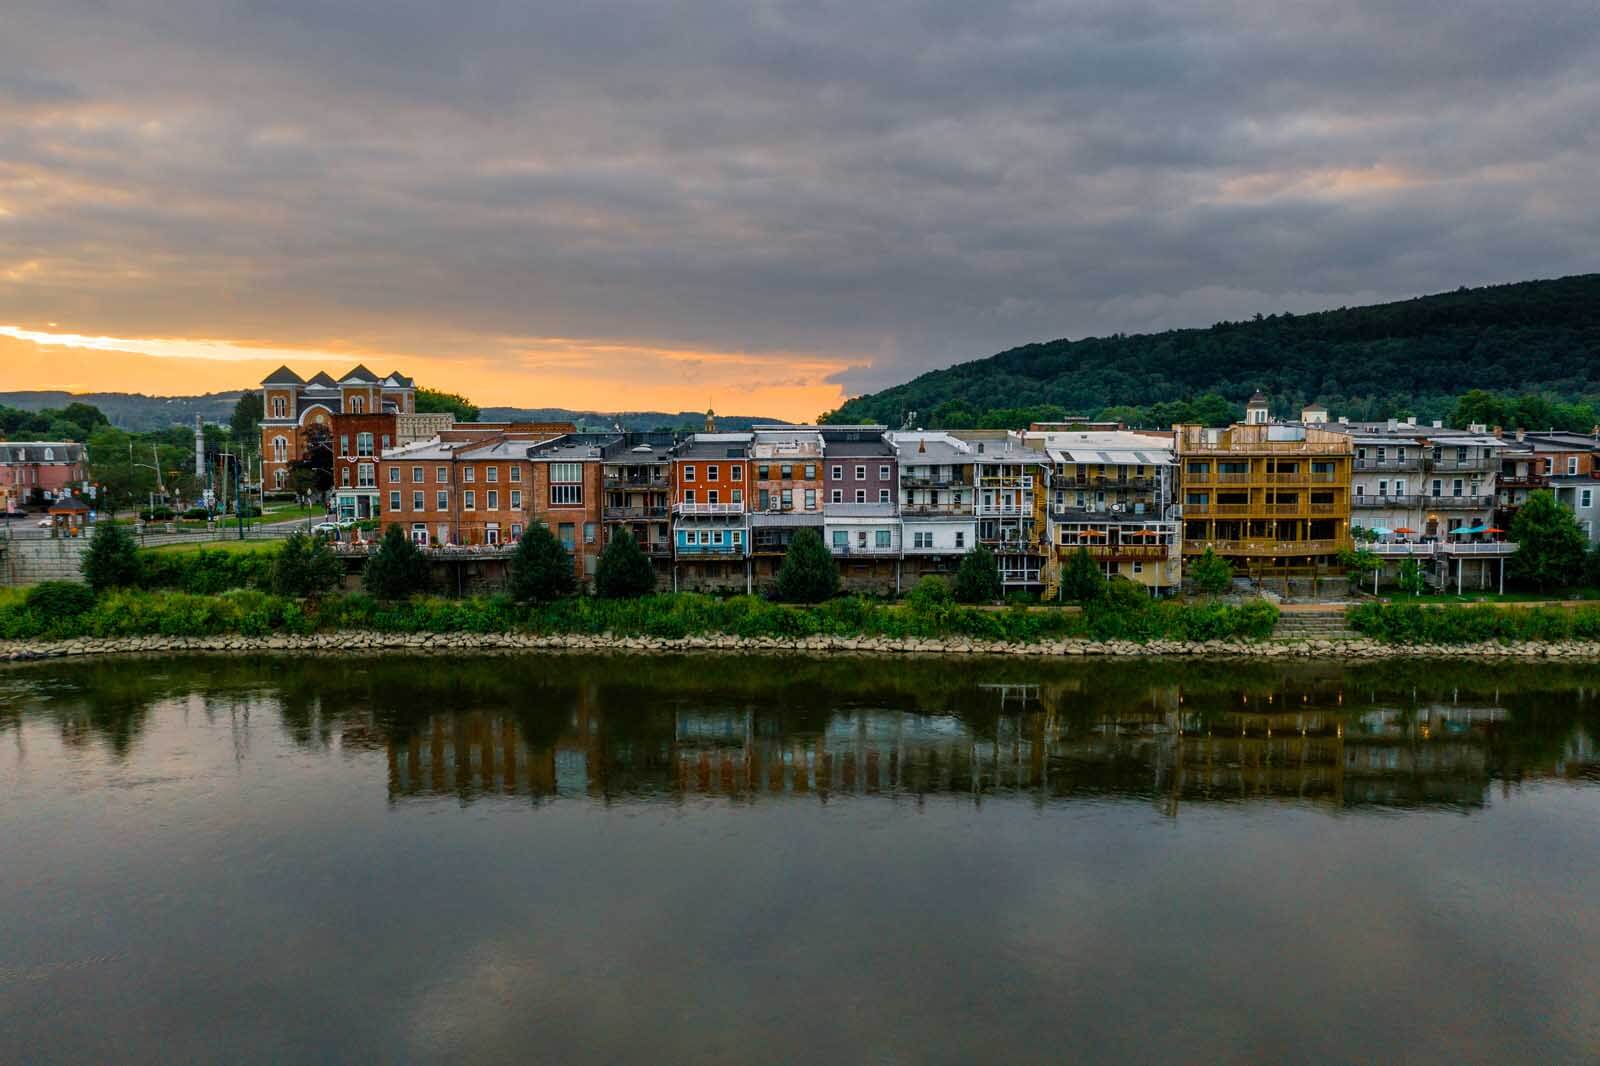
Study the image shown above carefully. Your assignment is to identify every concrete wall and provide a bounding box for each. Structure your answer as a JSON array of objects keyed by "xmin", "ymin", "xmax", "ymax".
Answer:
[{"xmin": 2, "ymin": 537, "xmax": 89, "ymax": 586}]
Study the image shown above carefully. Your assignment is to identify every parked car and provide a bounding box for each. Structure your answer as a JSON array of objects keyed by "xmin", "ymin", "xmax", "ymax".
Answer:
[{"xmin": 310, "ymin": 521, "xmax": 340, "ymax": 536}]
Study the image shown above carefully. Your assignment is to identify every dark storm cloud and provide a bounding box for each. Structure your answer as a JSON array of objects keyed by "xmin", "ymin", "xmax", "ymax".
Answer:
[{"xmin": 2, "ymin": 0, "xmax": 1596, "ymax": 392}]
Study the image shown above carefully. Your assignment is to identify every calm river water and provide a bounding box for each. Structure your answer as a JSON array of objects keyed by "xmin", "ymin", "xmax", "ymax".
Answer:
[{"xmin": 3, "ymin": 654, "xmax": 1599, "ymax": 1064}]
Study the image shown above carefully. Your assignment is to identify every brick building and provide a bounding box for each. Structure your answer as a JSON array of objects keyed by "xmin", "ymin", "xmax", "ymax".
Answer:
[
  {"xmin": 0, "ymin": 442, "xmax": 87, "ymax": 512},
  {"xmin": 673, "ymin": 433, "xmax": 752, "ymax": 591},
  {"xmin": 259, "ymin": 364, "xmax": 416, "ymax": 509}
]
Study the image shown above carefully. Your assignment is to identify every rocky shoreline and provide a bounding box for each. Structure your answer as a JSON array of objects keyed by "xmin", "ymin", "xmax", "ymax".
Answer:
[{"xmin": 7, "ymin": 631, "xmax": 1600, "ymax": 662}]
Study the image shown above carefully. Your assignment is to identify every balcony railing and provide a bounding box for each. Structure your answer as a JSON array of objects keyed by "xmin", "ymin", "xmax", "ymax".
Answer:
[
  {"xmin": 1497, "ymin": 474, "xmax": 1545, "ymax": 488},
  {"xmin": 1353, "ymin": 494, "xmax": 1422, "ymax": 508},
  {"xmin": 1440, "ymin": 541, "xmax": 1518, "ymax": 555},
  {"xmin": 642, "ymin": 541, "xmax": 674, "ymax": 557},
  {"xmin": 831, "ymin": 544, "xmax": 900, "ymax": 557},
  {"xmin": 977, "ymin": 504, "xmax": 1031, "ymax": 517},
  {"xmin": 1423, "ymin": 494, "xmax": 1495, "ymax": 510},
  {"xmin": 603, "ymin": 505, "xmax": 668, "ymax": 520},
  {"xmin": 673, "ymin": 502, "xmax": 746, "ymax": 516},
  {"xmin": 1063, "ymin": 544, "xmax": 1173, "ymax": 561},
  {"xmin": 604, "ymin": 474, "xmax": 669, "ymax": 488},
  {"xmin": 1000, "ymin": 569, "xmax": 1042, "ymax": 585},
  {"xmin": 1370, "ymin": 542, "xmax": 1435, "ymax": 556},
  {"xmin": 1355, "ymin": 458, "xmax": 1423, "ymax": 471},
  {"xmin": 1183, "ymin": 538, "xmax": 1344, "ymax": 557},
  {"xmin": 902, "ymin": 503, "xmax": 973, "ymax": 516},
  {"xmin": 1428, "ymin": 458, "xmax": 1494, "ymax": 472},
  {"xmin": 675, "ymin": 541, "xmax": 747, "ymax": 557},
  {"xmin": 1051, "ymin": 476, "xmax": 1157, "ymax": 490},
  {"xmin": 900, "ymin": 474, "xmax": 963, "ymax": 488}
]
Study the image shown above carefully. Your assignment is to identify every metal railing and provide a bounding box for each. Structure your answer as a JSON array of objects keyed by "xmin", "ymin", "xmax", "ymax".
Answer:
[
  {"xmin": 1355, "ymin": 458, "xmax": 1423, "ymax": 471},
  {"xmin": 1183, "ymin": 538, "xmax": 1343, "ymax": 556},
  {"xmin": 831, "ymin": 544, "xmax": 900, "ymax": 557},
  {"xmin": 1424, "ymin": 494, "xmax": 1495, "ymax": 509},
  {"xmin": 673, "ymin": 502, "xmax": 746, "ymax": 516},
  {"xmin": 977, "ymin": 504, "xmax": 1031, "ymax": 517},
  {"xmin": 603, "ymin": 506, "xmax": 668, "ymax": 520},
  {"xmin": 604, "ymin": 474, "xmax": 669, "ymax": 488},
  {"xmin": 1353, "ymin": 494, "xmax": 1422, "ymax": 508}
]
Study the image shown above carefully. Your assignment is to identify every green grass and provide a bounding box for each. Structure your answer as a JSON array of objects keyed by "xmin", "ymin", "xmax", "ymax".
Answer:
[
  {"xmin": 143, "ymin": 540, "xmax": 282, "ymax": 555},
  {"xmin": 260, "ymin": 504, "xmax": 329, "ymax": 523},
  {"xmin": 1362, "ymin": 589, "xmax": 1600, "ymax": 605}
]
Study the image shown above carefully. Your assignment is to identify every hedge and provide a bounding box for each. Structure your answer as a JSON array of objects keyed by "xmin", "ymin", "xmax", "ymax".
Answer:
[
  {"xmin": 0, "ymin": 588, "xmax": 1280, "ymax": 644},
  {"xmin": 1347, "ymin": 602, "xmax": 1600, "ymax": 644}
]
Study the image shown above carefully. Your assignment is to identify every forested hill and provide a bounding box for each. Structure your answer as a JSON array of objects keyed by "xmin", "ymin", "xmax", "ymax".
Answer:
[{"xmin": 824, "ymin": 274, "xmax": 1600, "ymax": 429}]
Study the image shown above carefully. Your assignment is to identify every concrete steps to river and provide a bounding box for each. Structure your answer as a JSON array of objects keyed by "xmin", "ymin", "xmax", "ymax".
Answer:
[{"xmin": 1271, "ymin": 608, "xmax": 1357, "ymax": 642}]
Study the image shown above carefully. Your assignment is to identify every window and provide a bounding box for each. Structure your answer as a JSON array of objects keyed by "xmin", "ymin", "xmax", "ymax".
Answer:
[
  {"xmin": 779, "ymin": 464, "xmax": 792, "ymax": 479},
  {"xmin": 855, "ymin": 490, "xmax": 866, "ymax": 503},
  {"xmin": 857, "ymin": 530, "xmax": 868, "ymax": 548},
  {"xmin": 780, "ymin": 489, "xmax": 792, "ymax": 510},
  {"xmin": 272, "ymin": 436, "xmax": 287, "ymax": 462},
  {"xmin": 831, "ymin": 465, "xmax": 842, "ymax": 480},
  {"xmin": 831, "ymin": 489, "xmax": 842, "ymax": 504},
  {"xmin": 855, "ymin": 465, "xmax": 866, "ymax": 481},
  {"xmin": 381, "ymin": 435, "xmax": 390, "ymax": 452},
  {"xmin": 1431, "ymin": 479, "xmax": 1442, "ymax": 498},
  {"xmin": 1584, "ymin": 489, "xmax": 1594, "ymax": 509},
  {"xmin": 557, "ymin": 523, "xmax": 575, "ymax": 550},
  {"xmin": 1452, "ymin": 479, "xmax": 1463, "ymax": 497},
  {"xmin": 272, "ymin": 397, "xmax": 286, "ymax": 418},
  {"xmin": 914, "ymin": 531, "xmax": 932, "ymax": 549},
  {"xmin": 509, "ymin": 466, "xmax": 521, "ymax": 482},
  {"xmin": 339, "ymin": 434, "xmax": 349, "ymax": 456},
  {"xmin": 389, "ymin": 491, "xmax": 401, "ymax": 512},
  {"xmin": 584, "ymin": 522, "xmax": 596, "ymax": 544},
  {"xmin": 713, "ymin": 529, "xmax": 725, "ymax": 546},
  {"xmin": 358, "ymin": 463, "xmax": 375, "ymax": 488},
  {"xmin": 954, "ymin": 531, "xmax": 965, "ymax": 548},
  {"xmin": 731, "ymin": 530, "xmax": 742, "ymax": 546},
  {"xmin": 437, "ymin": 466, "xmax": 449, "ymax": 483},
  {"xmin": 1132, "ymin": 562, "xmax": 1144, "ymax": 575},
  {"xmin": 274, "ymin": 469, "xmax": 286, "ymax": 489},
  {"xmin": 805, "ymin": 464, "xmax": 816, "ymax": 479},
  {"xmin": 879, "ymin": 489, "xmax": 890, "ymax": 504},
  {"xmin": 875, "ymin": 529, "xmax": 891, "ymax": 549},
  {"xmin": 682, "ymin": 465, "xmax": 695, "ymax": 482},
  {"xmin": 411, "ymin": 524, "xmax": 428, "ymax": 545},
  {"xmin": 341, "ymin": 467, "xmax": 351, "ymax": 487},
  {"xmin": 757, "ymin": 465, "xmax": 770, "ymax": 480},
  {"xmin": 463, "ymin": 466, "xmax": 475, "ymax": 483},
  {"xmin": 412, "ymin": 466, "xmax": 423, "ymax": 482},
  {"xmin": 486, "ymin": 490, "xmax": 499, "ymax": 510},
  {"xmin": 550, "ymin": 463, "xmax": 583, "ymax": 505},
  {"xmin": 730, "ymin": 465, "xmax": 742, "ymax": 482},
  {"xmin": 485, "ymin": 466, "xmax": 498, "ymax": 483},
  {"xmin": 805, "ymin": 489, "xmax": 816, "ymax": 511},
  {"xmin": 1570, "ymin": 457, "xmax": 1580, "ymax": 476},
  {"xmin": 351, "ymin": 396, "xmax": 364, "ymax": 414},
  {"xmin": 510, "ymin": 489, "xmax": 522, "ymax": 510},
  {"xmin": 685, "ymin": 490, "xmax": 696, "ymax": 504},
  {"xmin": 707, "ymin": 465, "xmax": 719, "ymax": 481},
  {"xmin": 708, "ymin": 490, "xmax": 720, "ymax": 505},
  {"xmin": 758, "ymin": 489, "xmax": 771, "ymax": 511},
  {"xmin": 510, "ymin": 524, "xmax": 523, "ymax": 539},
  {"xmin": 484, "ymin": 525, "xmax": 500, "ymax": 546},
  {"xmin": 731, "ymin": 488, "xmax": 742, "ymax": 504},
  {"xmin": 879, "ymin": 465, "xmax": 890, "ymax": 481},
  {"xmin": 356, "ymin": 432, "xmax": 374, "ymax": 457},
  {"xmin": 436, "ymin": 490, "xmax": 448, "ymax": 511},
  {"xmin": 388, "ymin": 466, "xmax": 400, "ymax": 484},
  {"xmin": 833, "ymin": 530, "xmax": 848, "ymax": 548},
  {"xmin": 464, "ymin": 490, "xmax": 476, "ymax": 511},
  {"xmin": 412, "ymin": 491, "xmax": 424, "ymax": 511}
]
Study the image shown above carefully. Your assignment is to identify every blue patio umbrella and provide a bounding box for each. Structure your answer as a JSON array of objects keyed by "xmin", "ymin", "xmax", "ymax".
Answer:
[
  {"xmin": 1452, "ymin": 524, "xmax": 1488, "ymax": 535},
  {"xmin": 1368, "ymin": 526, "xmax": 1393, "ymax": 536}
]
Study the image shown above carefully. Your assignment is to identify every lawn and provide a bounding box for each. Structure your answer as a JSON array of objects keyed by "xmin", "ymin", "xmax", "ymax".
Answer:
[
  {"xmin": 143, "ymin": 539, "xmax": 282, "ymax": 555},
  {"xmin": 260, "ymin": 504, "xmax": 329, "ymax": 523},
  {"xmin": 1365, "ymin": 589, "xmax": 1600, "ymax": 605}
]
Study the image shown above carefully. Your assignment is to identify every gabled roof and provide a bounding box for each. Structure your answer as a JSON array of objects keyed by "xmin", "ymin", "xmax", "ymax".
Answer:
[
  {"xmin": 261, "ymin": 365, "xmax": 306, "ymax": 386},
  {"xmin": 306, "ymin": 371, "xmax": 338, "ymax": 388},
  {"xmin": 382, "ymin": 371, "xmax": 415, "ymax": 388},
  {"xmin": 339, "ymin": 364, "xmax": 380, "ymax": 384}
]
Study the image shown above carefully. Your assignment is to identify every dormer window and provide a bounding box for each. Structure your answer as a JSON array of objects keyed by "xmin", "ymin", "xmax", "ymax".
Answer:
[{"xmin": 351, "ymin": 396, "xmax": 365, "ymax": 414}]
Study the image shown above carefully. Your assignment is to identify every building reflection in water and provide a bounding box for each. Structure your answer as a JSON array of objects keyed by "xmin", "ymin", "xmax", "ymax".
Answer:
[{"xmin": 382, "ymin": 676, "xmax": 1600, "ymax": 814}]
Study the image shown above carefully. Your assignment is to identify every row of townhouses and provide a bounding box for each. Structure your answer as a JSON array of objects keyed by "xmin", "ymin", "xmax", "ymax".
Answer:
[{"xmin": 256, "ymin": 370, "xmax": 1600, "ymax": 595}]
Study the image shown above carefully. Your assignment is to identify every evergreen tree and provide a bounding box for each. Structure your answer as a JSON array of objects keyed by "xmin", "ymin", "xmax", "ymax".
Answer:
[
  {"xmin": 773, "ymin": 528, "xmax": 838, "ymax": 603},
  {"xmin": 595, "ymin": 527, "xmax": 656, "ymax": 598},
  {"xmin": 1189, "ymin": 547, "xmax": 1233, "ymax": 596},
  {"xmin": 508, "ymin": 523, "xmax": 576, "ymax": 602},
  {"xmin": 953, "ymin": 544, "xmax": 1001, "ymax": 603},
  {"xmin": 1060, "ymin": 546, "xmax": 1106, "ymax": 602},
  {"xmin": 271, "ymin": 530, "xmax": 344, "ymax": 598},
  {"xmin": 1509, "ymin": 490, "xmax": 1587, "ymax": 592},
  {"xmin": 362, "ymin": 524, "xmax": 431, "ymax": 600},
  {"xmin": 230, "ymin": 392, "xmax": 264, "ymax": 443},
  {"xmin": 81, "ymin": 520, "xmax": 141, "ymax": 592}
]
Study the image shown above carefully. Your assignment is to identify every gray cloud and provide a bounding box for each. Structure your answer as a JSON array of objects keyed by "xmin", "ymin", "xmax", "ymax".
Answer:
[{"xmin": 2, "ymin": 0, "xmax": 1596, "ymax": 396}]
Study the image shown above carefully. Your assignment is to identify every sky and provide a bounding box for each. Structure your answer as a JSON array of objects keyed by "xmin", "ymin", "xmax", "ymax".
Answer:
[{"xmin": 2, "ymin": 1, "xmax": 1596, "ymax": 421}]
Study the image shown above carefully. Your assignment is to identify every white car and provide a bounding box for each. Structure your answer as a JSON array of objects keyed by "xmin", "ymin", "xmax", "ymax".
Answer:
[{"xmin": 310, "ymin": 521, "xmax": 340, "ymax": 536}]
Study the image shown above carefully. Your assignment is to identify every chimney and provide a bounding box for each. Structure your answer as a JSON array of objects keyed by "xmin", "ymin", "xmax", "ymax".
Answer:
[
  {"xmin": 1406, "ymin": 416, "xmax": 1417, "ymax": 426},
  {"xmin": 1385, "ymin": 418, "xmax": 1398, "ymax": 431},
  {"xmin": 1515, "ymin": 429, "xmax": 1526, "ymax": 442},
  {"xmin": 917, "ymin": 438, "xmax": 926, "ymax": 453}
]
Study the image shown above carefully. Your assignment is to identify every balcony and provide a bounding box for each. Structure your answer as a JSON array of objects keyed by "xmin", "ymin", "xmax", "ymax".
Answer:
[
  {"xmin": 1355, "ymin": 457, "xmax": 1423, "ymax": 471},
  {"xmin": 604, "ymin": 473, "xmax": 668, "ymax": 488},
  {"xmin": 642, "ymin": 541, "xmax": 674, "ymax": 557},
  {"xmin": 1353, "ymin": 494, "xmax": 1422, "ymax": 508},
  {"xmin": 674, "ymin": 502, "xmax": 745, "ymax": 516},
  {"xmin": 977, "ymin": 504, "xmax": 1031, "ymax": 517},
  {"xmin": 1440, "ymin": 541, "xmax": 1517, "ymax": 556},
  {"xmin": 1370, "ymin": 542, "xmax": 1435, "ymax": 557},
  {"xmin": 900, "ymin": 474, "xmax": 963, "ymax": 488},
  {"xmin": 1184, "ymin": 503, "xmax": 1252, "ymax": 516},
  {"xmin": 1001, "ymin": 568, "xmax": 1042, "ymax": 585},
  {"xmin": 831, "ymin": 544, "xmax": 900, "ymax": 557},
  {"xmin": 1065, "ymin": 543, "xmax": 1173, "ymax": 562},
  {"xmin": 1428, "ymin": 457, "xmax": 1494, "ymax": 472},
  {"xmin": 1052, "ymin": 475, "xmax": 1157, "ymax": 490},
  {"xmin": 1424, "ymin": 495, "xmax": 1495, "ymax": 510},
  {"xmin": 1498, "ymin": 474, "xmax": 1545, "ymax": 489},
  {"xmin": 902, "ymin": 503, "xmax": 973, "ymax": 516},
  {"xmin": 676, "ymin": 541, "xmax": 746, "ymax": 558}
]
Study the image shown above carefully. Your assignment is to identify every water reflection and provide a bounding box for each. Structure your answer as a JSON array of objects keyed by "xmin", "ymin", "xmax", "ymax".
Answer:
[{"xmin": 5, "ymin": 655, "xmax": 1597, "ymax": 814}]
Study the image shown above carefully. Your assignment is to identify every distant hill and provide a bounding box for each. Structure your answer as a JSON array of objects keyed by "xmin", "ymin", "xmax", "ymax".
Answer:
[
  {"xmin": 825, "ymin": 274, "xmax": 1600, "ymax": 428},
  {"xmin": 0, "ymin": 390, "xmax": 245, "ymax": 432},
  {"xmin": 480, "ymin": 407, "xmax": 786, "ymax": 432}
]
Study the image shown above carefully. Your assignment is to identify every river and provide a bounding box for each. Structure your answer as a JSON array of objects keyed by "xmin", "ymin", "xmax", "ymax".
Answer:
[{"xmin": 2, "ymin": 655, "xmax": 1599, "ymax": 1064}]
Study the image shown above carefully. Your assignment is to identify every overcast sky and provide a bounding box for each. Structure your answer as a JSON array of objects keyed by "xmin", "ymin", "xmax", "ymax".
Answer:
[{"xmin": 2, "ymin": 0, "xmax": 1596, "ymax": 418}]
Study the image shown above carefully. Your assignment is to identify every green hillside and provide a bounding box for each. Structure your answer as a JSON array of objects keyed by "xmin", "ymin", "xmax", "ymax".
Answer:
[{"xmin": 824, "ymin": 274, "xmax": 1600, "ymax": 429}]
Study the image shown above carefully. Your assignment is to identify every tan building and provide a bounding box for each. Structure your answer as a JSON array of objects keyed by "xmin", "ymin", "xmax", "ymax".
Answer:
[{"xmin": 1176, "ymin": 413, "xmax": 1353, "ymax": 577}]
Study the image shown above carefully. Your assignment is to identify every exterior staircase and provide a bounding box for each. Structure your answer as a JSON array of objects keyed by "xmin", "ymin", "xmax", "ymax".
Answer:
[{"xmin": 1271, "ymin": 607, "xmax": 1357, "ymax": 642}]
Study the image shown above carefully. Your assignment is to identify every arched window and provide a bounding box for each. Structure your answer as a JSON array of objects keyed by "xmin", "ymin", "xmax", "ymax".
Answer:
[
  {"xmin": 273, "ymin": 436, "xmax": 288, "ymax": 462},
  {"xmin": 44, "ymin": 448, "xmax": 54, "ymax": 461}
]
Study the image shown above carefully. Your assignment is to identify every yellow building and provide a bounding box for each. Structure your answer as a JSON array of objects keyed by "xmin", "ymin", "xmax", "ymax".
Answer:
[{"xmin": 1175, "ymin": 417, "xmax": 1352, "ymax": 577}]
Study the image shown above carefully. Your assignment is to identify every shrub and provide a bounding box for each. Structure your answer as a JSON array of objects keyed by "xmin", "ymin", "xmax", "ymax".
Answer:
[
  {"xmin": 595, "ymin": 527, "xmax": 657, "ymax": 598},
  {"xmin": 773, "ymin": 528, "xmax": 838, "ymax": 603},
  {"xmin": 362, "ymin": 525, "xmax": 432, "ymax": 600},
  {"xmin": 954, "ymin": 544, "xmax": 1001, "ymax": 604},
  {"xmin": 1188, "ymin": 548, "xmax": 1233, "ymax": 596},
  {"xmin": 1060, "ymin": 546, "xmax": 1106, "ymax": 602},
  {"xmin": 1509, "ymin": 490, "xmax": 1587, "ymax": 592},
  {"xmin": 271, "ymin": 531, "xmax": 343, "ymax": 598},
  {"xmin": 1346, "ymin": 602, "xmax": 1600, "ymax": 644},
  {"xmin": 138, "ymin": 546, "xmax": 275, "ymax": 594},
  {"xmin": 81, "ymin": 521, "xmax": 141, "ymax": 593},
  {"xmin": 1396, "ymin": 558, "xmax": 1426, "ymax": 596},
  {"xmin": 25, "ymin": 581, "xmax": 96, "ymax": 619},
  {"xmin": 906, "ymin": 575, "xmax": 954, "ymax": 613},
  {"xmin": 507, "ymin": 523, "xmax": 576, "ymax": 603}
]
